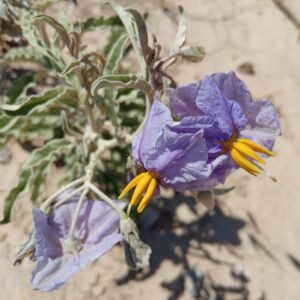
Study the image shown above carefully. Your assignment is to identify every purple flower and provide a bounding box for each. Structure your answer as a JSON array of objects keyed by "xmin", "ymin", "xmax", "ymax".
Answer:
[
  {"xmin": 31, "ymin": 192, "xmax": 122, "ymax": 292},
  {"xmin": 119, "ymin": 97, "xmax": 209, "ymax": 213},
  {"xmin": 169, "ymin": 71, "xmax": 281, "ymax": 189}
]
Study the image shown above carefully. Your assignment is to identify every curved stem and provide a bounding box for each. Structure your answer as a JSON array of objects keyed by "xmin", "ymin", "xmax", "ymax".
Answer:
[
  {"xmin": 68, "ymin": 185, "xmax": 89, "ymax": 240},
  {"xmin": 40, "ymin": 177, "xmax": 86, "ymax": 213},
  {"xmin": 89, "ymin": 183, "xmax": 126, "ymax": 219},
  {"xmin": 53, "ymin": 185, "xmax": 86, "ymax": 209}
]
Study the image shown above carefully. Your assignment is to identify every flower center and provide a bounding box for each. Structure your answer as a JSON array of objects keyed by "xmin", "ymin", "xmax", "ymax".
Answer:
[
  {"xmin": 223, "ymin": 134, "xmax": 276, "ymax": 179},
  {"xmin": 119, "ymin": 171, "xmax": 158, "ymax": 213}
]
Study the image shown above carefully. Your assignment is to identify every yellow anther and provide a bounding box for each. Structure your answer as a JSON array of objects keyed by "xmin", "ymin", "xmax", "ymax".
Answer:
[
  {"xmin": 118, "ymin": 172, "xmax": 147, "ymax": 199},
  {"xmin": 130, "ymin": 172, "xmax": 152, "ymax": 206},
  {"xmin": 119, "ymin": 171, "xmax": 158, "ymax": 214},
  {"xmin": 233, "ymin": 141, "xmax": 265, "ymax": 164},
  {"xmin": 238, "ymin": 138, "xmax": 275, "ymax": 157},
  {"xmin": 137, "ymin": 178, "xmax": 157, "ymax": 213},
  {"xmin": 222, "ymin": 132, "xmax": 276, "ymax": 180},
  {"xmin": 231, "ymin": 148, "xmax": 260, "ymax": 175}
]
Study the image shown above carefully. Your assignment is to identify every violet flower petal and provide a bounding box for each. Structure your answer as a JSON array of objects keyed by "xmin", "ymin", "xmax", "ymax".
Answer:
[
  {"xmin": 195, "ymin": 76, "xmax": 248, "ymax": 138},
  {"xmin": 168, "ymin": 83, "xmax": 202, "ymax": 118},
  {"xmin": 210, "ymin": 71, "xmax": 253, "ymax": 110},
  {"xmin": 134, "ymin": 97, "xmax": 172, "ymax": 164},
  {"xmin": 31, "ymin": 196, "xmax": 122, "ymax": 292}
]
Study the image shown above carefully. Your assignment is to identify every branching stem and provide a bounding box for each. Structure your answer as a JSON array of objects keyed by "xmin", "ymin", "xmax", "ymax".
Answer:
[
  {"xmin": 89, "ymin": 183, "xmax": 126, "ymax": 218},
  {"xmin": 40, "ymin": 176, "xmax": 86, "ymax": 213}
]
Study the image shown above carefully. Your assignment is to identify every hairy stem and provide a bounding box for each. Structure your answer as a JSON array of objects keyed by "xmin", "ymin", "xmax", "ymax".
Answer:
[
  {"xmin": 53, "ymin": 185, "xmax": 86, "ymax": 209},
  {"xmin": 40, "ymin": 176, "xmax": 86, "ymax": 213},
  {"xmin": 89, "ymin": 183, "xmax": 126, "ymax": 218},
  {"xmin": 68, "ymin": 185, "xmax": 89, "ymax": 240}
]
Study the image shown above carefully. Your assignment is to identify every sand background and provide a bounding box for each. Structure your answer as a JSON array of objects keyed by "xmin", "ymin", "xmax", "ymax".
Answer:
[{"xmin": 1, "ymin": 0, "xmax": 300, "ymax": 299}]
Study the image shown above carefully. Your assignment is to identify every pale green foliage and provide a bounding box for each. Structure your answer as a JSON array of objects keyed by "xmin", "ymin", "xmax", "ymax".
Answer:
[
  {"xmin": 0, "ymin": 0, "xmax": 207, "ymax": 223},
  {"xmin": 0, "ymin": 139, "xmax": 73, "ymax": 223}
]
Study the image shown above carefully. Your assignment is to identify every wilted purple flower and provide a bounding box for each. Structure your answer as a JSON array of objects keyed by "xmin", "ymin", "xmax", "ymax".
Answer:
[
  {"xmin": 168, "ymin": 71, "xmax": 281, "ymax": 189},
  {"xmin": 31, "ymin": 192, "xmax": 122, "ymax": 292},
  {"xmin": 119, "ymin": 97, "xmax": 209, "ymax": 213}
]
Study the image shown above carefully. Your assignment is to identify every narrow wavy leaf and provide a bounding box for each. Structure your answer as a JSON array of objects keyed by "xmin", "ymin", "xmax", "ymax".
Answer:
[
  {"xmin": 103, "ymin": 34, "xmax": 128, "ymax": 75},
  {"xmin": 1, "ymin": 87, "xmax": 77, "ymax": 116},
  {"xmin": 91, "ymin": 74, "xmax": 153, "ymax": 99},
  {"xmin": 0, "ymin": 139, "xmax": 73, "ymax": 224},
  {"xmin": 173, "ymin": 6, "xmax": 187, "ymax": 51},
  {"xmin": 108, "ymin": 0, "xmax": 147, "ymax": 77}
]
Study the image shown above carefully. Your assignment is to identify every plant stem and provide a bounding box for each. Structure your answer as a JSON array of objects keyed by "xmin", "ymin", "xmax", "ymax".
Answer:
[
  {"xmin": 89, "ymin": 183, "xmax": 126, "ymax": 218},
  {"xmin": 68, "ymin": 185, "xmax": 89, "ymax": 240},
  {"xmin": 40, "ymin": 176, "xmax": 86, "ymax": 213},
  {"xmin": 53, "ymin": 185, "xmax": 86, "ymax": 209},
  {"xmin": 84, "ymin": 92, "xmax": 99, "ymax": 134}
]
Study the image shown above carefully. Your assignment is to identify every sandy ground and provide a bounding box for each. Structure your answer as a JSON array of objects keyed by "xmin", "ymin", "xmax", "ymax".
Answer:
[{"xmin": 1, "ymin": 0, "xmax": 300, "ymax": 299}]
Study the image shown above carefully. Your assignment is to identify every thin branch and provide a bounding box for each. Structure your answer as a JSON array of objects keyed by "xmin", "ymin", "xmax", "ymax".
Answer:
[
  {"xmin": 40, "ymin": 177, "xmax": 86, "ymax": 212},
  {"xmin": 89, "ymin": 183, "xmax": 126, "ymax": 218}
]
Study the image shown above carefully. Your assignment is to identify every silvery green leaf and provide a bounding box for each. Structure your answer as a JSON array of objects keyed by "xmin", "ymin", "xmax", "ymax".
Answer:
[
  {"xmin": 0, "ymin": 116, "xmax": 23, "ymax": 147},
  {"xmin": 104, "ymin": 29, "xmax": 124, "ymax": 55},
  {"xmin": 0, "ymin": 114, "xmax": 20, "ymax": 133},
  {"xmin": 33, "ymin": 14, "xmax": 70, "ymax": 47},
  {"xmin": 82, "ymin": 15, "xmax": 123, "ymax": 30},
  {"xmin": 91, "ymin": 74, "xmax": 153, "ymax": 99},
  {"xmin": 120, "ymin": 217, "xmax": 151, "ymax": 270},
  {"xmin": 0, "ymin": 46, "xmax": 45, "ymax": 71},
  {"xmin": 21, "ymin": 10, "xmax": 60, "ymax": 66},
  {"xmin": 179, "ymin": 45, "xmax": 206, "ymax": 63},
  {"xmin": 173, "ymin": 6, "xmax": 187, "ymax": 51},
  {"xmin": 1, "ymin": 87, "xmax": 77, "ymax": 116},
  {"xmin": 5, "ymin": 73, "xmax": 34, "ymax": 104},
  {"xmin": 103, "ymin": 34, "xmax": 128, "ymax": 75},
  {"xmin": 14, "ymin": 230, "xmax": 36, "ymax": 266},
  {"xmin": 61, "ymin": 110, "xmax": 82, "ymax": 137},
  {"xmin": 104, "ymin": 88, "xmax": 119, "ymax": 126},
  {"xmin": 126, "ymin": 9, "xmax": 150, "ymax": 62},
  {"xmin": 30, "ymin": 160, "xmax": 52, "ymax": 203},
  {"xmin": 0, "ymin": 112, "xmax": 61, "ymax": 147},
  {"xmin": 0, "ymin": 168, "xmax": 31, "ymax": 225},
  {"xmin": 62, "ymin": 60, "xmax": 83, "ymax": 76},
  {"xmin": 192, "ymin": 190, "xmax": 215, "ymax": 210},
  {"xmin": 108, "ymin": 0, "xmax": 147, "ymax": 77},
  {"xmin": 118, "ymin": 89, "xmax": 141, "ymax": 103},
  {"xmin": 213, "ymin": 186, "xmax": 235, "ymax": 196},
  {"xmin": 0, "ymin": 139, "xmax": 73, "ymax": 224}
]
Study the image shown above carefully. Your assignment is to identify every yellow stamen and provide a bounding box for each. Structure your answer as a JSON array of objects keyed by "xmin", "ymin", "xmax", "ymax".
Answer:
[
  {"xmin": 233, "ymin": 141, "xmax": 266, "ymax": 164},
  {"xmin": 223, "ymin": 133, "xmax": 277, "ymax": 181},
  {"xmin": 231, "ymin": 148, "xmax": 260, "ymax": 175},
  {"xmin": 238, "ymin": 138, "xmax": 275, "ymax": 157},
  {"xmin": 118, "ymin": 172, "xmax": 147, "ymax": 199},
  {"xmin": 137, "ymin": 178, "xmax": 157, "ymax": 213},
  {"xmin": 119, "ymin": 171, "xmax": 158, "ymax": 214},
  {"xmin": 130, "ymin": 172, "xmax": 152, "ymax": 206}
]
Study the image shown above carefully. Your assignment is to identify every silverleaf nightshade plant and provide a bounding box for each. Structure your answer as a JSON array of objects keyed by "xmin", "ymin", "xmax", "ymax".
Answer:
[{"xmin": 0, "ymin": 0, "xmax": 280, "ymax": 292}]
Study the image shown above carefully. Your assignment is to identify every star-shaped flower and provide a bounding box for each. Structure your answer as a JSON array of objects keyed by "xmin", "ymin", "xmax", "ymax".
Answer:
[{"xmin": 31, "ymin": 192, "xmax": 122, "ymax": 291}]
